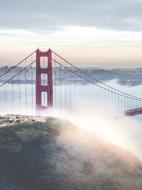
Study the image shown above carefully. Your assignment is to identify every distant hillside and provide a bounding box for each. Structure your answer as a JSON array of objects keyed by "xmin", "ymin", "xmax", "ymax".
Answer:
[
  {"xmin": 0, "ymin": 66, "xmax": 142, "ymax": 86},
  {"xmin": 0, "ymin": 117, "xmax": 142, "ymax": 190}
]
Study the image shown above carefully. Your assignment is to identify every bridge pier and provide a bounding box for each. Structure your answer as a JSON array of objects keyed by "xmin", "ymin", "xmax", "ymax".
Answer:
[{"xmin": 36, "ymin": 49, "xmax": 53, "ymax": 111}]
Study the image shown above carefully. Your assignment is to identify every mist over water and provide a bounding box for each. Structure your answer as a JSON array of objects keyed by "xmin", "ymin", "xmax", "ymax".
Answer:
[
  {"xmin": 51, "ymin": 80, "xmax": 142, "ymax": 160},
  {"xmin": 0, "ymin": 79, "xmax": 142, "ymax": 160}
]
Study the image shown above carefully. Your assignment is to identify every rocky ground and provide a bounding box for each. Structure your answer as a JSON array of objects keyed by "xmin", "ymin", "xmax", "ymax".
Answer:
[{"xmin": 0, "ymin": 117, "xmax": 142, "ymax": 190}]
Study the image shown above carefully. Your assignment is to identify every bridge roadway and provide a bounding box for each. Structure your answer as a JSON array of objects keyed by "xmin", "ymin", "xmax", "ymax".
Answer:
[{"xmin": 125, "ymin": 107, "xmax": 142, "ymax": 116}]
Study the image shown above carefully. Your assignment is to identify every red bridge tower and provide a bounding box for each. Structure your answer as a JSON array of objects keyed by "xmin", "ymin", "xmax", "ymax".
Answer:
[{"xmin": 36, "ymin": 49, "xmax": 53, "ymax": 110}]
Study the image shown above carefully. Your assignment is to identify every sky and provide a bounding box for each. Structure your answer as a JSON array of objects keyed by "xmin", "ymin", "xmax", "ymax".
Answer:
[{"xmin": 0, "ymin": 0, "xmax": 142, "ymax": 68}]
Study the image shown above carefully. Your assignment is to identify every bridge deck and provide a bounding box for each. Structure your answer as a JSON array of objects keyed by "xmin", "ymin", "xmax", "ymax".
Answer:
[{"xmin": 125, "ymin": 108, "xmax": 142, "ymax": 116}]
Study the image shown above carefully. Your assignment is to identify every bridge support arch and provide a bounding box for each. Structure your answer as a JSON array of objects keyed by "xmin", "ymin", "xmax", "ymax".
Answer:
[{"xmin": 36, "ymin": 49, "xmax": 53, "ymax": 111}]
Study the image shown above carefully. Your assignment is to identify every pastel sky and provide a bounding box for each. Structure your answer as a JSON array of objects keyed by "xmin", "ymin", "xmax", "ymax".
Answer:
[{"xmin": 0, "ymin": 0, "xmax": 142, "ymax": 68}]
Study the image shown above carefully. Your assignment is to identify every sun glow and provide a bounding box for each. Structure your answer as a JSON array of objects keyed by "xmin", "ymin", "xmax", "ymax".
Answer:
[
  {"xmin": 67, "ymin": 112, "xmax": 128, "ymax": 146},
  {"xmin": 1, "ymin": 26, "xmax": 142, "ymax": 67},
  {"xmin": 70, "ymin": 112, "xmax": 128, "ymax": 146}
]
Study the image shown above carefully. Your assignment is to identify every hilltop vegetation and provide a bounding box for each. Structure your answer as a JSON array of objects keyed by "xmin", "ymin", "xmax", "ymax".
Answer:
[{"xmin": 0, "ymin": 117, "xmax": 141, "ymax": 190}]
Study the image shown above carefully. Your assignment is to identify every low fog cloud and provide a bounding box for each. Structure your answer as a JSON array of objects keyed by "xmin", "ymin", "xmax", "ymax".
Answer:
[{"xmin": 49, "ymin": 80, "xmax": 142, "ymax": 160}]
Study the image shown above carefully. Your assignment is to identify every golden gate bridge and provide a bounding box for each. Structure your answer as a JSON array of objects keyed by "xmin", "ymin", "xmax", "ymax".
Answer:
[{"xmin": 0, "ymin": 49, "xmax": 142, "ymax": 116}]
